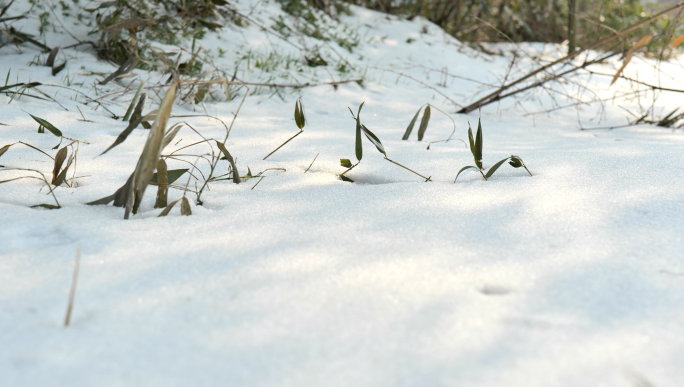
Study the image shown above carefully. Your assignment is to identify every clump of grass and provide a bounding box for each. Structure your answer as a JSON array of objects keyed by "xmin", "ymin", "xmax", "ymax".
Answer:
[
  {"xmin": 454, "ymin": 118, "xmax": 532, "ymax": 182},
  {"xmin": 340, "ymin": 102, "xmax": 431, "ymax": 182}
]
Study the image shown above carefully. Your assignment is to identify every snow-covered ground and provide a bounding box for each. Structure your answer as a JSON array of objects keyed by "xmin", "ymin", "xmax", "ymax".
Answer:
[{"xmin": 2, "ymin": 1, "xmax": 684, "ymax": 386}]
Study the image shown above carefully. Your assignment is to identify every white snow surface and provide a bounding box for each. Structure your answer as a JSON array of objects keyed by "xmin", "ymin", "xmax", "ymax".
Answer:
[{"xmin": 2, "ymin": 1, "xmax": 684, "ymax": 386}]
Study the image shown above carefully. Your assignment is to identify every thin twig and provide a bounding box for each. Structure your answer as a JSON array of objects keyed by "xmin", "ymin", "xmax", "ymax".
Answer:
[
  {"xmin": 304, "ymin": 153, "xmax": 319, "ymax": 173},
  {"xmin": 384, "ymin": 157, "xmax": 432, "ymax": 182},
  {"xmin": 63, "ymin": 245, "xmax": 81, "ymax": 327},
  {"xmin": 459, "ymin": 1, "xmax": 684, "ymax": 113},
  {"xmin": 263, "ymin": 130, "xmax": 303, "ymax": 160}
]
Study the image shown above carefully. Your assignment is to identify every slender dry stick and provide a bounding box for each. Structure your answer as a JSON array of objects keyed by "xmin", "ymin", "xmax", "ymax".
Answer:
[
  {"xmin": 304, "ymin": 153, "xmax": 319, "ymax": 173},
  {"xmin": 263, "ymin": 130, "xmax": 303, "ymax": 160},
  {"xmin": 251, "ymin": 176, "xmax": 265, "ymax": 190},
  {"xmin": 64, "ymin": 245, "xmax": 81, "ymax": 327},
  {"xmin": 371, "ymin": 67, "xmax": 462, "ymax": 108},
  {"xmin": 459, "ymin": 1, "xmax": 684, "ymax": 113},
  {"xmin": 384, "ymin": 157, "xmax": 432, "ymax": 182},
  {"xmin": 339, "ymin": 162, "xmax": 359, "ymax": 176}
]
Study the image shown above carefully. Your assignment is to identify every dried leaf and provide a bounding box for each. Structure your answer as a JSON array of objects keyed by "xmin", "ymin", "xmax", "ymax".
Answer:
[
  {"xmin": 158, "ymin": 199, "xmax": 181, "ymax": 217},
  {"xmin": 154, "ymin": 158, "xmax": 168, "ymax": 208},
  {"xmin": 0, "ymin": 143, "xmax": 12, "ymax": 158},
  {"xmin": 670, "ymin": 34, "xmax": 684, "ymax": 48},
  {"xmin": 417, "ymin": 105, "xmax": 431, "ymax": 141},
  {"xmin": 194, "ymin": 83, "xmax": 210, "ymax": 104},
  {"xmin": 51, "ymin": 147, "xmax": 67, "ymax": 184},
  {"xmin": 612, "ymin": 35, "xmax": 653, "ymax": 85},
  {"xmin": 180, "ymin": 197, "xmax": 192, "ymax": 216},
  {"xmin": 53, "ymin": 153, "xmax": 74, "ymax": 186},
  {"xmin": 215, "ymin": 141, "xmax": 241, "ymax": 184},
  {"xmin": 52, "ymin": 62, "xmax": 66, "ymax": 76},
  {"xmin": 99, "ymin": 56, "xmax": 138, "ymax": 85},
  {"xmin": 123, "ymin": 82, "xmax": 145, "ymax": 122},
  {"xmin": 128, "ymin": 82, "xmax": 176, "ymax": 218}
]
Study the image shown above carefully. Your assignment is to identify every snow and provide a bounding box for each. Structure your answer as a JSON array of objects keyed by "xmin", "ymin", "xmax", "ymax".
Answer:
[{"xmin": 2, "ymin": 1, "xmax": 684, "ymax": 386}]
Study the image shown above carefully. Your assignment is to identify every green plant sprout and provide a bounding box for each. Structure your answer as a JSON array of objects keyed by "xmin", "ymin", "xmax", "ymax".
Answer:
[
  {"xmin": 402, "ymin": 103, "xmax": 465, "ymax": 149},
  {"xmin": 263, "ymin": 97, "xmax": 306, "ymax": 160},
  {"xmin": 340, "ymin": 102, "xmax": 431, "ymax": 182},
  {"xmin": 454, "ymin": 119, "xmax": 532, "ymax": 182}
]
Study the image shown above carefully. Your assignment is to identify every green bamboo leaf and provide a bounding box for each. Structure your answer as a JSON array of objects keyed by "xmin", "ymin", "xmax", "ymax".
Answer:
[
  {"xmin": 215, "ymin": 141, "xmax": 241, "ymax": 184},
  {"xmin": 46, "ymin": 47, "xmax": 59, "ymax": 67},
  {"xmin": 150, "ymin": 168, "xmax": 188, "ymax": 185},
  {"xmin": 158, "ymin": 199, "xmax": 181, "ymax": 217},
  {"xmin": 294, "ymin": 98, "xmax": 306, "ymax": 130},
  {"xmin": 355, "ymin": 102, "xmax": 364, "ymax": 161},
  {"xmin": 0, "ymin": 143, "xmax": 12, "ymax": 158},
  {"xmin": 123, "ymin": 82, "xmax": 145, "ymax": 122},
  {"xmin": 402, "ymin": 107, "xmax": 422, "ymax": 140},
  {"xmin": 28, "ymin": 114, "xmax": 62, "ymax": 137},
  {"xmin": 340, "ymin": 158, "xmax": 352, "ymax": 168},
  {"xmin": 485, "ymin": 157, "xmax": 511, "ymax": 179},
  {"xmin": 340, "ymin": 175, "xmax": 354, "ymax": 182},
  {"xmin": 31, "ymin": 204, "xmax": 61, "ymax": 210},
  {"xmin": 454, "ymin": 165, "xmax": 479, "ymax": 182},
  {"xmin": 361, "ymin": 124, "xmax": 386, "ymax": 156},
  {"xmin": 508, "ymin": 155, "xmax": 524, "ymax": 168},
  {"xmin": 417, "ymin": 105, "xmax": 431, "ymax": 141},
  {"xmin": 475, "ymin": 119, "xmax": 483, "ymax": 169},
  {"xmin": 52, "ymin": 62, "xmax": 66, "ymax": 76},
  {"xmin": 467, "ymin": 122, "xmax": 475, "ymax": 158}
]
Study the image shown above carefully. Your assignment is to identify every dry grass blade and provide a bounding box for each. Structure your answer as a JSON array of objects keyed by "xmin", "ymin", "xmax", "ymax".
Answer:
[
  {"xmin": 54, "ymin": 152, "xmax": 74, "ymax": 187},
  {"xmin": 126, "ymin": 82, "xmax": 177, "ymax": 219},
  {"xmin": 154, "ymin": 158, "xmax": 169, "ymax": 208},
  {"xmin": 64, "ymin": 245, "xmax": 81, "ymax": 327},
  {"xmin": 51, "ymin": 147, "xmax": 67, "ymax": 184},
  {"xmin": 612, "ymin": 35, "xmax": 653, "ymax": 85},
  {"xmin": 0, "ymin": 143, "xmax": 13, "ymax": 158},
  {"xmin": 180, "ymin": 197, "xmax": 192, "ymax": 216},
  {"xmin": 123, "ymin": 82, "xmax": 145, "ymax": 122}
]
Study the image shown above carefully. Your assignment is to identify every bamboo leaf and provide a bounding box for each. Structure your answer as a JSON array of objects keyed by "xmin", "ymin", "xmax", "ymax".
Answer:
[
  {"xmin": 402, "ymin": 107, "xmax": 421, "ymax": 140},
  {"xmin": 158, "ymin": 199, "xmax": 181, "ymax": 217},
  {"xmin": 340, "ymin": 158, "xmax": 352, "ymax": 168},
  {"xmin": 474, "ymin": 119, "xmax": 483, "ymax": 169},
  {"xmin": 508, "ymin": 155, "xmax": 524, "ymax": 168},
  {"xmin": 355, "ymin": 102, "xmax": 364, "ymax": 161},
  {"xmin": 417, "ymin": 105, "xmax": 431, "ymax": 141},
  {"xmin": 53, "ymin": 153, "xmax": 74, "ymax": 186},
  {"xmin": 0, "ymin": 143, "xmax": 12, "ymax": 158},
  {"xmin": 454, "ymin": 165, "xmax": 479, "ymax": 182},
  {"xmin": 361, "ymin": 124, "xmax": 386, "ymax": 155},
  {"xmin": 340, "ymin": 175, "xmax": 354, "ymax": 182},
  {"xmin": 31, "ymin": 204, "xmax": 60, "ymax": 210},
  {"xmin": 123, "ymin": 82, "xmax": 145, "ymax": 122},
  {"xmin": 467, "ymin": 121, "xmax": 475, "ymax": 156},
  {"xmin": 46, "ymin": 46, "xmax": 59, "ymax": 67},
  {"xmin": 129, "ymin": 82, "xmax": 176, "ymax": 218},
  {"xmin": 180, "ymin": 196, "xmax": 192, "ymax": 216},
  {"xmin": 612, "ymin": 35, "xmax": 653, "ymax": 85},
  {"xmin": 151, "ymin": 168, "xmax": 188, "ymax": 184},
  {"xmin": 51, "ymin": 147, "xmax": 67, "ymax": 184},
  {"xmin": 485, "ymin": 157, "xmax": 511, "ymax": 179},
  {"xmin": 294, "ymin": 98, "xmax": 306, "ymax": 130},
  {"xmin": 28, "ymin": 114, "xmax": 62, "ymax": 137},
  {"xmin": 52, "ymin": 62, "xmax": 66, "ymax": 76},
  {"xmin": 215, "ymin": 141, "xmax": 241, "ymax": 184}
]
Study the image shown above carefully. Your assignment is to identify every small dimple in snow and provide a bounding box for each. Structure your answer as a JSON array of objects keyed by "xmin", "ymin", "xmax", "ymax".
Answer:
[{"xmin": 479, "ymin": 284, "xmax": 511, "ymax": 295}]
